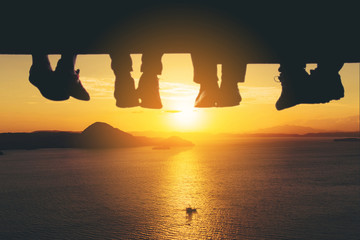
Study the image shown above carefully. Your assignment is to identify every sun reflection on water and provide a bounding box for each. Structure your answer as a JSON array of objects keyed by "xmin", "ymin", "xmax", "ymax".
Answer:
[
  {"xmin": 167, "ymin": 150, "xmax": 202, "ymax": 207},
  {"xmin": 158, "ymin": 149, "xmax": 224, "ymax": 238}
]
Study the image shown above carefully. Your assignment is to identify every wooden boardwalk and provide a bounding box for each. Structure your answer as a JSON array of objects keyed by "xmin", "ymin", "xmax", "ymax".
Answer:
[{"xmin": 1, "ymin": 2, "xmax": 359, "ymax": 63}]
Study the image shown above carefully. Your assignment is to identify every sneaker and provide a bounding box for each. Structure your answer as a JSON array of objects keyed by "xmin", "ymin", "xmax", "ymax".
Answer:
[
  {"xmin": 217, "ymin": 82, "xmax": 242, "ymax": 107},
  {"xmin": 70, "ymin": 69, "xmax": 90, "ymax": 101},
  {"xmin": 194, "ymin": 80, "xmax": 219, "ymax": 108},
  {"xmin": 275, "ymin": 65, "xmax": 310, "ymax": 110},
  {"xmin": 54, "ymin": 68, "xmax": 90, "ymax": 101},
  {"xmin": 137, "ymin": 73, "xmax": 162, "ymax": 109},
  {"xmin": 309, "ymin": 64, "xmax": 344, "ymax": 103},
  {"xmin": 29, "ymin": 66, "xmax": 69, "ymax": 101},
  {"xmin": 114, "ymin": 74, "xmax": 140, "ymax": 108}
]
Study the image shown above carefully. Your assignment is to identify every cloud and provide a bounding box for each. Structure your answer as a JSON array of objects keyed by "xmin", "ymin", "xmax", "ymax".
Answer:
[
  {"xmin": 80, "ymin": 77, "xmax": 114, "ymax": 99},
  {"xmin": 240, "ymin": 86, "xmax": 280, "ymax": 104},
  {"xmin": 159, "ymin": 81, "xmax": 198, "ymax": 101}
]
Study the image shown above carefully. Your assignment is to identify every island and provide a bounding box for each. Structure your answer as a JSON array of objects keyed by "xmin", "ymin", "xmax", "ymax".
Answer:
[{"xmin": 0, "ymin": 122, "xmax": 194, "ymax": 150}]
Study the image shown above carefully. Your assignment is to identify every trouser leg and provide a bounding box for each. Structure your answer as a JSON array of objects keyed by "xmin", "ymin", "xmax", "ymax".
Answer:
[
  {"xmin": 31, "ymin": 54, "xmax": 52, "ymax": 71},
  {"xmin": 191, "ymin": 53, "xmax": 218, "ymax": 84},
  {"xmin": 137, "ymin": 52, "xmax": 163, "ymax": 109},
  {"xmin": 140, "ymin": 52, "xmax": 163, "ymax": 75},
  {"xmin": 191, "ymin": 52, "xmax": 219, "ymax": 107},
  {"xmin": 217, "ymin": 59, "xmax": 245, "ymax": 107},
  {"xmin": 221, "ymin": 61, "xmax": 246, "ymax": 84},
  {"xmin": 110, "ymin": 53, "xmax": 133, "ymax": 76},
  {"xmin": 110, "ymin": 53, "xmax": 139, "ymax": 107},
  {"xmin": 309, "ymin": 60, "xmax": 344, "ymax": 102}
]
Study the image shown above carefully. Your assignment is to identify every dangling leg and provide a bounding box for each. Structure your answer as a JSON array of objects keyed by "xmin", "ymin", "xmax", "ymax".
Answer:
[
  {"xmin": 276, "ymin": 60, "xmax": 344, "ymax": 110},
  {"xmin": 110, "ymin": 52, "xmax": 139, "ymax": 108},
  {"xmin": 191, "ymin": 52, "xmax": 219, "ymax": 108},
  {"xmin": 309, "ymin": 60, "xmax": 344, "ymax": 103},
  {"xmin": 217, "ymin": 59, "xmax": 246, "ymax": 107},
  {"xmin": 275, "ymin": 62, "xmax": 310, "ymax": 110},
  {"xmin": 54, "ymin": 53, "xmax": 90, "ymax": 101},
  {"xmin": 137, "ymin": 52, "xmax": 163, "ymax": 109},
  {"xmin": 29, "ymin": 53, "xmax": 69, "ymax": 101},
  {"xmin": 55, "ymin": 53, "xmax": 90, "ymax": 101}
]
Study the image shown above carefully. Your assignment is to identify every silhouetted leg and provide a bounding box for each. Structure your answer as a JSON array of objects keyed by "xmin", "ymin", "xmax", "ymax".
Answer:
[
  {"xmin": 191, "ymin": 53, "xmax": 219, "ymax": 108},
  {"xmin": 110, "ymin": 53, "xmax": 139, "ymax": 108},
  {"xmin": 54, "ymin": 53, "xmax": 90, "ymax": 101},
  {"xmin": 309, "ymin": 61, "xmax": 344, "ymax": 102},
  {"xmin": 137, "ymin": 52, "xmax": 163, "ymax": 109},
  {"xmin": 217, "ymin": 61, "xmax": 246, "ymax": 107},
  {"xmin": 276, "ymin": 62, "xmax": 309, "ymax": 110},
  {"xmin": 29, "ymin": 53, "xmax": 69, "ymax": 101}
]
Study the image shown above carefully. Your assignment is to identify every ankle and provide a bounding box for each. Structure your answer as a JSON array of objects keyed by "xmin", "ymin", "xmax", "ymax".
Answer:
[{"xmin": 220, "ymin": 81, "xmax": 238, "ymax": 89}]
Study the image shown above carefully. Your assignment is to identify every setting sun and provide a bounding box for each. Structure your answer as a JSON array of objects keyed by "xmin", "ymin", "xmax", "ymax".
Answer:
[{"xmin": 171, "ymin": 108, "xmax": 201, "ymax": 130}]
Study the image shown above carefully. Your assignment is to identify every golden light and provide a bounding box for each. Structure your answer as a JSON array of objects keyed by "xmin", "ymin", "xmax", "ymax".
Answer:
[
  {"xmin": 172, "ymin": 108, "xmax": 200, "ymax": 130},
  {"xmin": 164, "ymin": 94, "xmax": 203, "ymax": 131},
  {"xmin": 157, "ymin": 52, "xmax": 206, "ymax": 131}
]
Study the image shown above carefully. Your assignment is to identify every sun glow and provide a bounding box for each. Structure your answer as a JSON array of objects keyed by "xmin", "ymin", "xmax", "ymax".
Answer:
[
  {"xmin": 164, "ymin": 93, "xmax": 203, "ymax": 131},
  {"xmin": 172, "ymin": 108, "xmax": 201, "ymax": 130},
  {"xmin": 157, "ymin": 53, "xmax": 206, "ymax": 131}
]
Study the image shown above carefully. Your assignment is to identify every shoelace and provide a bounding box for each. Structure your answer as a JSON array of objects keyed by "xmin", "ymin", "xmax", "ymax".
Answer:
[{"xmin": 274, "ymin": 75, "xmax": 281, "ymax": 83}]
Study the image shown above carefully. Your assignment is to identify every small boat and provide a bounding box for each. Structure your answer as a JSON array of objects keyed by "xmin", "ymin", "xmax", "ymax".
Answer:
[{"xmin": 186, "ymin": 207, "xmax": 197, "ymax": 214}]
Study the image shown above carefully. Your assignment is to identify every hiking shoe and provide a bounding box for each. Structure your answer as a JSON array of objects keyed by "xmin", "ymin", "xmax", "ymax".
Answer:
[
  {"xmin": 69, "ymin": 69, "xmax": 90, "ymax": 101},
  {"xmin": 29, "ymin": 66, "xmax": 69, "ymax": 101},
  {"xmin": 217, "ymin": 82, "xmax": 242, "ymax": 107},
  {"xmin": 137, "ymin": 73, "xmax": 162, "ymax": 109},
  {"xmin": 275, "ymin": 65, "xmax": 310, "ymax": 110},
  {"xmin": 54, "ymin": 68, "xmax": 90, "ymax": 101},
  {"xmin": 194, "ymin": 79, "xmax": 219, "ymax": 108},
  {"xmin": 114, "ymin": 75, "xmax": 139, "ymax": 108},
  {"xmin": 309, "ymin": 63, "xmax": 344, "ymax": 103}
]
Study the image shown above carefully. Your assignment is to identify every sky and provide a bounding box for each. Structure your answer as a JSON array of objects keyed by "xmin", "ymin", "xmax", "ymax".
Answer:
[{"xmin": 0, "ymin": 54, "xmax": 359, "ymax": 134}]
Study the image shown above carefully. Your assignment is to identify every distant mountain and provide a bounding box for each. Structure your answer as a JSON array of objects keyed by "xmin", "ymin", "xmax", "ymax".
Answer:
[
  {"xmin": 216, "ymin": 124, "xmax": 359, "ymax": 138},
  {"xmin": 0, "ymin": 122, "xmax": 194, "ymax": 150},
  {"xmin": 222, "ymin": 131, "xmax": 360, "ymax": 138},
  {"xmin": 153, "ymin": 136, "xmax": 194, "ymax": 147},
  {"xmin": 79, "ymin": 122, "xmax": 144, "ymax": 148},
  {"xmin": 254, "ymin": 125, "xmax": 325, "ymax": 135}
]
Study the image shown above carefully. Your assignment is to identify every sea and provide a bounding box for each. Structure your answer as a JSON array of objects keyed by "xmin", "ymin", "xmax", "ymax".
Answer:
[{"xmin": 0, "ymin": 137, "xmax": 359, "ymax": 240}]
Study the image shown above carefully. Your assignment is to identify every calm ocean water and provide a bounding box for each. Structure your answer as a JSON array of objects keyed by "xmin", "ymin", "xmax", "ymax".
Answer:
[{"xmin": 0, "ymin": 138, "xmax": 359, "ymax": 239}]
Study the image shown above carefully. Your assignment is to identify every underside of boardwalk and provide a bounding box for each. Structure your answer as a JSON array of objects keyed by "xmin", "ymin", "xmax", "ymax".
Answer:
[{"xmin": 1, "ymin": 2, "xmax": 359, "ymax": 64}]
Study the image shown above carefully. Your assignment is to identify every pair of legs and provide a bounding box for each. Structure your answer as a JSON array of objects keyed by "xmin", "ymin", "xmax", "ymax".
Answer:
[
  {"xmin": 276, "ymin": 61, "xmax": 344, "ymax": 110},
  {"xmin": 110, "ymin": 52, "xmax": 163, "ymax": 109},
  {"xmin": 191, "ymin": 53, "xmax": 246, "ymax": 107},
  {"xmin": 29, "ymin": 53, "xmax": 89, "ymax": 101}
]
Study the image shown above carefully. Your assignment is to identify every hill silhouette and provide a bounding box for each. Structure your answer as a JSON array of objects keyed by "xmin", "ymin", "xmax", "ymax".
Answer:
[
  {"xmin": 0, "ymin": 122, "xmax": 193, "ymax": 150},
  {"xmin": 79, "ymin": 122, "xmax": 142, "ymax": 148}
]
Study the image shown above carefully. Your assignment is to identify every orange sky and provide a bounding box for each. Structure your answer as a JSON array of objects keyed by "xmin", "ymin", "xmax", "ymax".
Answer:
[{"xmin": 0, "ymin": 54, "xmax": 359, "ymax": 134}]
